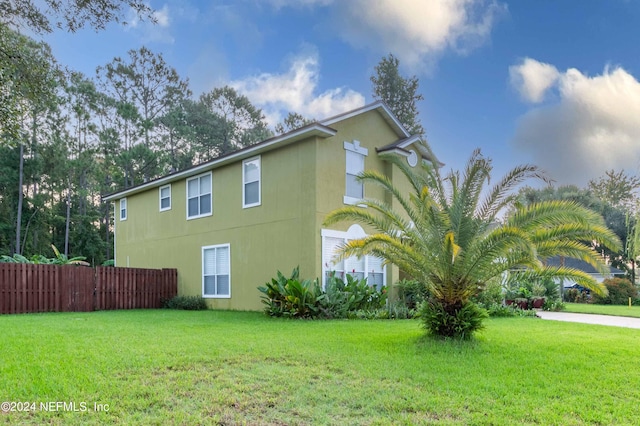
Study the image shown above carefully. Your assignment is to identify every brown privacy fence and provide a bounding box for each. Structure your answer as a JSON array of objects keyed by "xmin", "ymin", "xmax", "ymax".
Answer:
[{"xmin": 0, "ymin": 264, "xmax": 177, "ymax": 314}]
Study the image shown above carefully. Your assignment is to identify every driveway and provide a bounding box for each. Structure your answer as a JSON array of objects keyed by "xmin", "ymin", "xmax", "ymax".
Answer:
[{"xmin": 536, "ymin": 311, "xmax": 640, "ymax": 329}]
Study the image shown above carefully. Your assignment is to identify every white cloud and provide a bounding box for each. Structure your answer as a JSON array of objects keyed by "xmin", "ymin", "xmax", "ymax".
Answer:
[
  {"xmin": 512, "ymin": 62, "xmax": 640, "ymax": 185},
  {"xmin": 509, "ymin": 58, "xmax": 560, "ymax": 103},
  {"xmin": 125, "ymin": 3, "xmax": 173, "ymax": 43},
  {"xmin": 152, "ymin": 5, "xmax": 171, "ymax": 27},
  {"xmin": 230, "ymin": 52, "xmax": 365, "ymax": 125},
  {"xmin": 268, "ymin": 0, "xmax": 505, "ymax": 69}
]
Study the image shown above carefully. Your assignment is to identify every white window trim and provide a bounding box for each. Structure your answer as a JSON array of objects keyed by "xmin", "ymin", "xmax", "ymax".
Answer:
[
  {"xmin": 343, "ymin": 195, "xmax": 362, "ymax": 205},
  {"xmin": 186, "ymin": 172, "xmax": 213, "ymax": 220},
  {"xmin": 202, "ymin": 243, "xmax": 231, "ymax": 299},
  {"xmin": 344, "ymin": 140, "xmax": 368, "ymax": 206},
  {"xmin": 242, "ymin": 156, "xmax": 261, "ymax": 209},
  {"xmin": 159, "ymin": 184, "xmax": 171, "ymax": 212},
  {"xmin": 321, "ymin": 225, "xmax": 386, "ymax": 289},
  {"xmin": 119, "ymin": 198, "xmax": 127, "ymax": 221},
  {"xmin": 344, "ymin": 140, "xmax": 368, "ymax": 156}
]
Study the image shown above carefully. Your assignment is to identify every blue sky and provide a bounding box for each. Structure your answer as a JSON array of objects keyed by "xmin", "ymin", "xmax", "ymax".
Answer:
[{"xmin": 41, "ymin": 0, "xmax": 640, "ymax": 186}]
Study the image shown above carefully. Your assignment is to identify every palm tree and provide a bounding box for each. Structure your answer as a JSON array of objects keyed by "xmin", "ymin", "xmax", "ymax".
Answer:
[{"xmin": 323, "ymin": 145, "xmax": 621, "ymax": 338}]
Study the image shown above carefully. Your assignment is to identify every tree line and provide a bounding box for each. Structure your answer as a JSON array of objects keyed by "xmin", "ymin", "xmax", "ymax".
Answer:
[
  {"xmin": 1, "ymin": 1, "xmax": 425, "ymax": 266},
  {"xmin": 1, "ymin": 35, "xmax": 284, "ymax": 263}
]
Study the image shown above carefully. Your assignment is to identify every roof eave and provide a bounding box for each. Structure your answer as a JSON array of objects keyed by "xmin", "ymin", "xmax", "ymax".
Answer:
[{"xmin": 102, "ymin": 123, "xmax": 337, "ymax": 202}]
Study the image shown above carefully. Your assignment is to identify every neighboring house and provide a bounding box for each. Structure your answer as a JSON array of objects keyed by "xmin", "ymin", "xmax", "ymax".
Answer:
[
  {"xmin": 103, "ymin": 101, "xmax": 435, "ymax": 311},
  {"xmin": 545, "ymin": 256, "xmax": 626, "ymax": 289}
]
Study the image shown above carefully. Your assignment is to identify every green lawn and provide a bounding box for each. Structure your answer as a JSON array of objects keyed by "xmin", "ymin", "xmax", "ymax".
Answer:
[
  {"xmin": 1, "ymin": 310, "xmax": 640, "ymax": 425},
  {"xmin": 564, "ymin": 302, "xmax": 640, "ymax": 318}
]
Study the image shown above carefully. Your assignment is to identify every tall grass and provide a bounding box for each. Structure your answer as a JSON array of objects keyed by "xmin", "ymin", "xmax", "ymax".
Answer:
[{"xmin": 1, "ymin": 310, "xmax": 639, "ymax": 424}]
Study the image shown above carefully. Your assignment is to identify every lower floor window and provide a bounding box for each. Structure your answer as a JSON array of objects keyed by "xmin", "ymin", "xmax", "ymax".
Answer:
[
  {"xmin": 202, "ymin": 244, "xmax": 230, "ymax": 298},
  {"xmin": 322, "ymin": 226, "xmax": 385, "ymax": 290}
]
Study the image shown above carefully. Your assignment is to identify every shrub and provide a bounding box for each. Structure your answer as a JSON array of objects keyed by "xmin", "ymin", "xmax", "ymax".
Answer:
[
  {"xmin": 504, "ymin": 273, "xmax": 561, "ymax": 305},
  {"xmin": 345, "ymin": 303, "xmax": 418, "ymax": 320},
  {"xmin": 318, "ymin": 274, "xmax": 350, "ymax": 318},
  {"xmin": 483, "ymin": 303, "xmax": 517, "ymax": 317},
  {"xmin": 259, "ymin": 268, "xmax": 388, "ymax": 319},
  {"xmin": 563, "ymin": 287, "xmax": 590, "ymax": 303},
  {"xmin": 0, "ymin": 245, "xmax": 89, "ymax": 266},
  {"xmin": 258, "ymin": 267, "xmax": 322, "ymax": 318},
  {"xmin": 542, "ymin": 299, "xmax": 565, "ymax": 312},
  {"xmin": 386, "ymin": 301, "xmax": 416, "ymax": 319},
  {"xmin": 418, "ymin": 299, "xmax": 488, "ymax": 340},
  {"xmin": 592, "ymin": 278, "xmax": 637, "ymax": 305},
  {"xmin": 473, "ymin": 277, "xmax": 503, "ymax": 307},
  {"xmin": 540, "ymin": 277, "xmax": 560, "ymax": 300},
  {"xmin": 343, "ymin": 274, "xmax": 387, "ymax": 311},
  {"xmin": 162, "ymin": 296, "xmax": 208, "ymax": 310},
  {"xmin": 395, "ymin": 279, "xmax": 429, "ymax": 309}
]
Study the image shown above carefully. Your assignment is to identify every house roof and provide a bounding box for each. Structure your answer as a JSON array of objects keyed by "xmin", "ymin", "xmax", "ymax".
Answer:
[
  {"xmin": 376, "ymin": 135, "xmax": 445, "ymax": 167},
  {"xmin": 544, "ymin": 256, "xmax": 625, "ymax": 275},
  {"xmin": 103, "ymin": 101, "xmax": 421, "ymax": 202}
]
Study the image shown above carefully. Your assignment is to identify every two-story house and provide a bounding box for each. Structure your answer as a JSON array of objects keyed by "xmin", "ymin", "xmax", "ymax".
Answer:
[{"xmin": 103, "ymin": 101, "xmax": 434, "ymax": 311}]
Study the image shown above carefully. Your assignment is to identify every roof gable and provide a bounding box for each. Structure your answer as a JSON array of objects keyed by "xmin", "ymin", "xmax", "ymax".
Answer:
[{"xmin": 320, "ymin": 101, "xmax": 411, "ymax": 139}]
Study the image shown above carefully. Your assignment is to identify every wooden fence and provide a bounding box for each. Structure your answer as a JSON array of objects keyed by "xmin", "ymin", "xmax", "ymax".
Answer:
[{"xmin": 0, "ymin": 264, "xmax": 177, "ymax": 314}]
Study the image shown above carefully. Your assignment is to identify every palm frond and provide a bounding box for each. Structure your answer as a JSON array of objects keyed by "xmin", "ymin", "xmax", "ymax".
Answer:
[{"xmin": 478, "ymin": 164, "xmax": 548, "ymax": 222}]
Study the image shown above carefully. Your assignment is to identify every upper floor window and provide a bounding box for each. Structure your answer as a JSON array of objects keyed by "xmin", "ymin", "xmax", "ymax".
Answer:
[
  {"xmin": 119, "ymin": 198, "xmax": 127, "ymax": 221},
  {"xmin": 159, "ymin": 184, "xmax": 171, "ymax": 212},
  {"xmin": 243, "ymin": 157, "xmax": 261, "ymax": 208},
  {"xmin": 344, "ymin": 140, "xmax": 368, "ymax": 205},
  {"xmin": 187, "ymin": 172, "xmax": 212, "ymax": 219}
]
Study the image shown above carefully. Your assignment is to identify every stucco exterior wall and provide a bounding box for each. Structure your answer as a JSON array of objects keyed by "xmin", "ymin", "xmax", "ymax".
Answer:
[{"xmin": 113, "ymin": 107, "xmax": 415, "ymax": 311}]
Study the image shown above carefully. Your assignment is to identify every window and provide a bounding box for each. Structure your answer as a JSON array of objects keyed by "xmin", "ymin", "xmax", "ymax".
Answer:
[
  {"xmin": 344, "ymin": 140, "xmax": 368, "ymax": 205},
  {"xmin": 321, "ymin": 226, "xmax": 385, "ymax": 290},
  {"xmin": 202, "ymin": 244, "xmax": 230, "ymax": 298},
  {"xmin": 243, "ymin": 157, "xmax": 261, "ymax": 208},
  {"xmin": 119, "ymin": 198, "xmax": 127, "ymax": 221},
  {"xmin": 187, "ymin": 173, "xmax": 212, "ymax": 219},
  {"xmin": 159, "ymin": 185, "xmax": 171, "ymax": 211}
]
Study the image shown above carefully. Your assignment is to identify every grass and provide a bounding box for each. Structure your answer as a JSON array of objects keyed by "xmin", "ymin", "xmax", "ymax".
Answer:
[
  {"xmin": 1, "ymin": 310, "xmax": 640, "ymax": 425},
  {"xmin": 563, "ymin": 302, "xmax": 640, "ymax": 318}
]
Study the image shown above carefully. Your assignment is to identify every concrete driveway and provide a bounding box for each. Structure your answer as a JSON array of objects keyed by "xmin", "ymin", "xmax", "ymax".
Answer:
[{"xmin": 536, "ymin": 311, "xmax": 640, "ymax": 329}]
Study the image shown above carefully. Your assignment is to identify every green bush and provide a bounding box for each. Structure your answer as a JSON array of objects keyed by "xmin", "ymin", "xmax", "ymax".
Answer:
[
  {"xmin": 542, "ymin": 299, "xmax": 565, "ymax": 312},
  {"xmin": 162, "ymin": 296, "xmax": 208, "ymax": 310},
  {"xmin": 0, "ymin": 245, "xmax": 89, "ymax": 266},
  {"xmin": 343, "ymin": 274, "xmax": 387, "ymax": 311},
  {"xmin": 563, "ymin": 287, "xmax": 589, "ymax": 303},
  {"xmin": 477, "ymin": 302, "xmax": 538, "ymax": 318},
  {"xmin": 592, "ymin": 278, "xmax": 637, "ymax": 305},
  {"xmin": 504, "ymin": 272, "xmax": 560, "ymax": 304},
  {"xmin": 473, "ymin": 277, "xmax": 503, "ymax": 307},
  {"xmin": 418, "ymin": 299, "xmax": 488, "ymax": 340},
  {"xmin": 395, "ymin": 279, "xmax": 429, "ymax": 309},
  {"xmin": 258, "ymin": 267, "xmax": 322, "ymax": 318},
  {"xmin": 386, "ymin": 301, "xmax": 416, "ymax": 319},
  {"xmin": 483, "ymin": 303, "xmax": 517, "ymax": 317},
  {"xmin": 318, "ymin": 274, "xmax": 351, "ymax": 318},
  {"xmin": 540, "ymin": 278, "xmax": 560, "ymax": 300},
  {"xmin": 259, "ymin": 268, "xmax": 388, "ymax": 319},
  {"xmin": 345, "ymin": 303, "xmax": 418, "ymax": 320}
]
